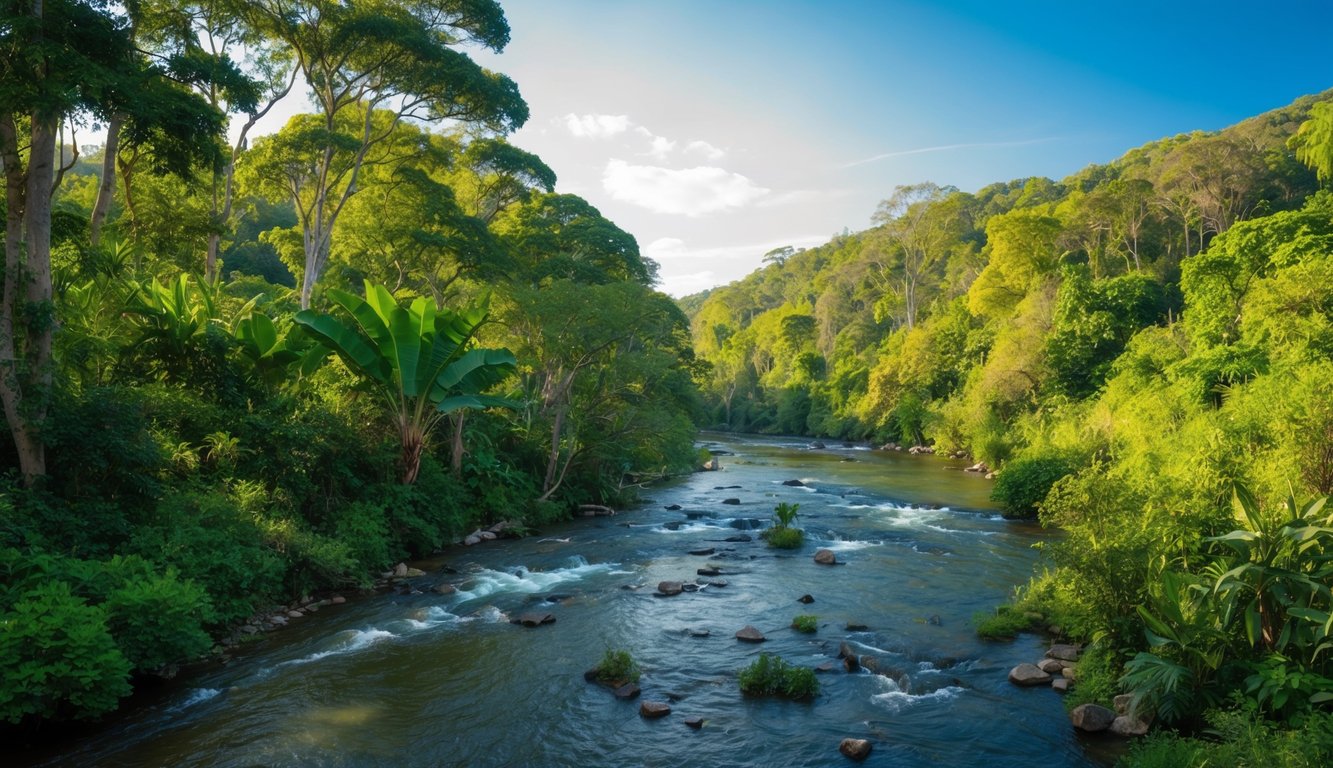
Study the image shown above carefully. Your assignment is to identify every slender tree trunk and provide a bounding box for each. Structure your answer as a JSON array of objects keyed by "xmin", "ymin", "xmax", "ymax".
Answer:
[
  {"xmin": 89, "ymin": 113, "xmax": 123, "ymax": 247},
  {"xmin": 0, "ymin": 114, "xmax": 41, "ymax": 482},
  {"xmin": 449, "ymin": 412, "xmax": 465, "ymax": 476},
  {"xmin": 543, "ymin": 404, "xmax": 566, "ymax": 494}
]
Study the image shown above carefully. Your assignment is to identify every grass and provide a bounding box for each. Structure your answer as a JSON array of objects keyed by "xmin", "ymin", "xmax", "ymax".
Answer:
[
  {"xmin": 594, "ymin": 648, "xmax": 641, "ymax": 685},
  {"xmin": 738, "ymin": 653, "xmax": 818, "ymax": 700},
  {"xmin": 762, "ymin": 526, "xmax": 804, "ymax": 549},
  {"xmin": 791, "ymin": 614, "xmax": 818, "ymax": 633},
  {"xmin": 973, "ymin": 604, "xmax": 1038, "ymax": 640}
]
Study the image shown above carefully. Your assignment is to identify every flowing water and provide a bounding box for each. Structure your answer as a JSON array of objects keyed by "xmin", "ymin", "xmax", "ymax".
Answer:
[{"xmin": 20, "ymin": 435, "xmax": 1117, "ymax": 767}]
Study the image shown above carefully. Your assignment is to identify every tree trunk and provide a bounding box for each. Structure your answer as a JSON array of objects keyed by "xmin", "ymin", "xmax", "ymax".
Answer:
[
  {"xmin": 401, "ymin": 424, "xmax": 423, "ymax": 485},
  {"xmin": 449, "ymin": 411, "xmax": 465, "ymax": 476},
  {"xmin": 89, "ymin": 113, "xmax": 122, "ymax": 247},
  {"xmin": 542, "ymin": 405, "xmax": 566, "ymax": 494},
  {"xmin": 0, "ymin": 114, "xmax": 42, "ymax": 482}
]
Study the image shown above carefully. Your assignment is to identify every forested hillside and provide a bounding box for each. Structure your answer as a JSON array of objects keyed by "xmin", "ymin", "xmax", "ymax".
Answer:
[
  {"xmin": 688, "ymin": 90, "xmax": 1333, "ymax": 758},
  {"xmin": 0, "ymin": 0, "xmax": 699, "ymax": 729}
]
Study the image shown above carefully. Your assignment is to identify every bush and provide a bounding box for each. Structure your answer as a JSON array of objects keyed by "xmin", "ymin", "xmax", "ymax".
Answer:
[
  {"xmin": 0, "ymin": 582, "xmax": 132, "ymax": 723},
  {"xmin": 738, "ymin": 653, "xmax": 818, "ymax": 700},
  {"xmin": 792, "ymin": 614, "xmax": 818, "ymax": 633},
  {"xmin": 101, "ymin": 566, "xmax": 213, "ymax": 672},
  {"xmin": 990, "ymin": 456, "xmax": 1073, "ymax": 518},
  {"xmin": 974, "ymin": 605, "xmax": 1036, "ymax": 641},
  {"xmin": 594, "ymin": 648, "xmax": 641, "ymax": 685},
  {"xmin": 762, "ymin": 526, "xmax": 804, "ymax": 549}
]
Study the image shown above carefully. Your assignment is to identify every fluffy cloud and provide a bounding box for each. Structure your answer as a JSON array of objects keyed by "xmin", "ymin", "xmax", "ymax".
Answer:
[
  {"xmin": 635, "ymin": 127, "xmax": 677, "ymax": 160},
  {"xmin": 602, "ymin": 160, "xmax": 770, "ymax": 216},
  {"xmin": 684, "ymin": 140, "xmax": 725, "ymax": 160},
  {"xmin": 563, "ymin": 113, "xmax": 631, "ymax": 138}
]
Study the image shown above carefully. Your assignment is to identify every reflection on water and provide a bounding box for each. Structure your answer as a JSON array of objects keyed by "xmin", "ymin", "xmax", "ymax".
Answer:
[{"xmin": 19, "ymin": 434, "xmax": 1107, "ymax": 768}]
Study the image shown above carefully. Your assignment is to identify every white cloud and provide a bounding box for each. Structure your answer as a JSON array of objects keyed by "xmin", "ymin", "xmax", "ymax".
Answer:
[
  {"xmin": 563, "ymin": 113, "xmax": 632, "ymax": 138},
  {"xmin": 658, "ymin": 270, "xmax": 718, "ymax": 297},
  {"xmin": 685, "ymin": 140, "xmax": 726, "ymax": 160},
  {"xmin": 602, "ymin": 159, "xmax": 770, "ymax": 216},
  {"xmin": 647, "ymin": 234, "xmax": 831, "ymax": 296},
  {"xmin": 635, "ymin": 126, "xmax": 677, "ymax": 160}
]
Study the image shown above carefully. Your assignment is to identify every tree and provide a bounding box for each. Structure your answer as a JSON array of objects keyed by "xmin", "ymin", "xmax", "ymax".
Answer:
[
  {"xmin": 499, "ymin": 193, "xmax": 657, "ymax": 286},
  {"xmin": 0, "ymin": 1, "xmax": 218, "ymax": 481},
  {"xmin": 869, "ymin": 183, "xmax": 960, "ymax": 330},
  {"xmin": 294, "ymin": 282, "xmax": 516, "ymax": 484},
  {"xmin": 242, "ymin": 0, "xmax": 529, "ymax": 308},
  {"xmin": 1292, "ymin": 100, "xmax": 1333, "ymax": 184}
]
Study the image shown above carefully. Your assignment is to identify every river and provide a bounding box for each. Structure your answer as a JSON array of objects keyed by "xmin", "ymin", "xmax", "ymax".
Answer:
[{"xmin": 20, "ymin": 434, "xmax": 1116, "ymax": 767}]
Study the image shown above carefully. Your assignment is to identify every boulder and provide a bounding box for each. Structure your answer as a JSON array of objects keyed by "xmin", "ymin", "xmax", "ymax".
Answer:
[
  {"xmin": 846, "ymin": 622, "xmax": 869, "ymax": 631},
  {"xmin": 1037, "ymin": 658, "xmax": 1065, "ymax": 675},
  {"xmin": 513, "ymin": 611, "xmax": 556, "ymax": 627},
  {"xmin": 858, "ymin": 655, "xmax": 882, "ymax": 675},
  {"xmin": 839, "ymin": 738, "xmax": 872, "ymax": 761},
  {"xmin": 724, "ymin": 534, "xmax": 753, "ymax": 542},
  {"xmin": 721, "ymin": 498, "xmax": 741, "ymax": 505},
  {"xmin": 1110, "ymin": 715, "xmax": 1151, "ymax": 737},
  {"xmin": 1008, "ymin": 663, "xmax": 1052, "ymax": 686},
  {"xmin": 702, "ymin": 458, "xmax": 720, "ymax": 471},
  {"xmin": 735, "ymin": 625, "xmax": 766, "ymax": 643},
  {"xmin": 1051, "ymin": 679, "xmax": 1070, "ymax": 693},
  {"xmin": 1070, "ymin": 703, "xmax": 1117, "ymax": 732},
  {"xmin": 478, "ymin": 531, "xmax": 497, "ymax": 541},
  {"xmin": 640, "ymin": 701, "xmax": 671, "ymax": 719},
  {"xmin": 1114, "ymin": 693, "xmax": 1135, "ymax": 715},
  {"xmin": 681, "ymin": 584, "xmax": 700, "ymax": 593},
  {"xmin": 657, "ymin": 581, "xmax": 684, "ymax": 596},
  {"xmin": 431, "ymin": 582, "xmax": 457, "ymax": 595},
  {"xmin": 797, "ymin": 594, "xmax": 815, "ymax": 604},
  {"xmin": 1046, "ymin": 643, "xmax": 1082, "ymax": 662},
  {"xmin": 684, "ymin": 716, "xmax": 704, "ymax": 729},
  {"xmin": 463, "ymin": 534, "xmax": 482, "ymax": 546},
  {"xmin": 392, "ymin": 562, "xmax": 409, "ymax": 578},
  {"xmin": 837, "ymin": 641, "xmax": 857, "ymax": 660},
  {"xmin": 689, "ymin": 548, "xmax": 715, "ymax": 556},
  {"xmin": 843, "ymin": 656, "xmax": 860, "ymax": 672},
  {"xmin": 240, "ymin": 624, "xmax": 260, "ymax": 635},
  {"xmin": 810, "ymin": 441, "xmax": 826, "ymax": 449},
  {"xmin": 269, "ymin": 614, "xmax": 288, "ymax": 627},
  {"xmin": 782, "ymin": 479, "xmax": 806, "ymax": 487},
  {"xmin": 613, "ymin": 683, "xmax": 641, "ymax": 700},
  {"xmin": 984, "ymin": 471, "xmax": 997, "ymax": 480},
  {"xmin": 814, "ymin": 549, "xmax": 838, "ymax": 565},
  {"xmin": 697, "ymin": 568, "xmax": 722, "ymax": 577},
  {"xmin": 815, "ymin": 661, "xmax": 837, "ymax": 673},
  {"xmin": 1061, "ymin": 667, "xmax": 1076, "ymax": 681},
  {"xmin": 287, "ymin": 610, "xmax": 304, "ymax": 619},
  {"xmin": 664, "ymin": 504, "xmax": 682, "ymax": 511}
]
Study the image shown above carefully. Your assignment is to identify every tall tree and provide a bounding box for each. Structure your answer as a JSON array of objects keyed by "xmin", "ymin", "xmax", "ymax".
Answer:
[
  {"xmin": 869, "ymin": 183, "xmax": 959, "ymax": 330},
  {"xmin": 242, "ymin": 0, "xmax": 528, "ymax": 308},
  {"xmin": 1292, "ymin": 100, "xmax": 1333, "ymax": 184},
  {"xmin": 0, "ymin": 1, "xmax": 134, "ymax": 481}
]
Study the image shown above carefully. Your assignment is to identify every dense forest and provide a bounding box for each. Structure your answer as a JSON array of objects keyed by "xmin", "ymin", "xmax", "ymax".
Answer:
[
  {"xmin": 686, "ymin": 91, "xmax": 1333, "ymax": 762},
  {"xmin": 0, "ymin": 0, "xmax": 699, "ymax": 731}
]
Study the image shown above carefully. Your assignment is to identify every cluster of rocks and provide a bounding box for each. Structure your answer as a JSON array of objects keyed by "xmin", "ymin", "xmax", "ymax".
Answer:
[
  {"xmin": 1009, "ymin": 644, "xmax": 1152, "ymax": 738},
  {"xmin": 1072, "ymin": 695, "xmax": 1153, "ymax": 736},
  {"xmin": 1008, "ymin": 643, "xmax": 1081, "ymax": 693},
  {"xmin": 963, "ymin": 461, "xmax": 990, "ymax": 474},
  {"xmin": 907, "ymin": 445, "xmax": 935, "ymax": 455},
  {"xmin": 224, "ymin": 594, "xmax": 349, "ymax": 648},
  {"xmin": 461, "ymin": 520, "xmax": 520, "ymax": 546}
]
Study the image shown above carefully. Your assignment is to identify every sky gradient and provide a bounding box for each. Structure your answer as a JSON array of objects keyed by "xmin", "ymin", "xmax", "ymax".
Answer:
[{"xmin": 262, "ymin": 1, "xmax": 1333, "ymax": 296}]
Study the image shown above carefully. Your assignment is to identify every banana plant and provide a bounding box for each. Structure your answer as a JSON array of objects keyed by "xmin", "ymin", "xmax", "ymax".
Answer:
[
  {"xmin": 232, "ymin": 302, "xmax": 328, "ymax": 390},
  {"xmin": 294, "ymin": 281, "xmax": 516, "ymax": 484}
]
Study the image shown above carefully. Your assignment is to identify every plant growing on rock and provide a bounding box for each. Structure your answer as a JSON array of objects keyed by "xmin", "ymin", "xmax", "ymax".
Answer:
[
  {"xmin": 738, "ymin": 653, "xmax": 818, "ymax": 700},
  {"xmin": 762, "ymin": 502, "xmax": 804, "ymax": 549},
  {"xmin": 594, "ymin": 648, "xmax": 641, "ymax": 685},
  {"xmin": 792, "ymin": 614, "xmax": 818, "ymax": 633}
]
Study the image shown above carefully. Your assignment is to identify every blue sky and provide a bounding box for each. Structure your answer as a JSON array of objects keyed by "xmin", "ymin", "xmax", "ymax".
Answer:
[{"xmin": 453, "ymin": 2, "xmax": 1333, "ymax": 294}]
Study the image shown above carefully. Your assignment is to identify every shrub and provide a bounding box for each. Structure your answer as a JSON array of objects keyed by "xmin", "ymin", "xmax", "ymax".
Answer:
[
  {"xmin": 792, "ymin": 614, "xmax": 818, "ymax": 633},
  {"xmin": 738, "ymin": 653, "xmax": 818, "ymax": 700},
  {"xmin": 974, "ymin": 605, "xmax": 1036, "ymax": 641},
  {"xmin": 0, "ymin": 582, "xmax": 132, "ymax": 723},
  {"xmin": 990, "ymin": 456, "xmax": 1073, "ymax": 518},
  {"xmin": 762, "ymin": 526, "xmax": 804, "ymax": 549},
  {"xmin": 594, "ymin": 648, "xmax": 641, "ymax": 685},
  {"xmin": 101, "ymin": 567, "xmax": 213, "ymax": 672}
]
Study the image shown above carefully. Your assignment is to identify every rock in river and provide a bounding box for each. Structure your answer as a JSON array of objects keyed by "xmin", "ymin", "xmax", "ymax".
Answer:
[
  {"xmin": 513, "ymin": 612, "xmax": 556, "ymax": 628},
  {"xmin": 613, "ymin": 683, "xmax": 641, "ymax": 699},
  {"xmin": 797, "ymin": 594, "xmax": 815, "ymax": 604},
  {"xmin": 640, "ymin": 701, "xmax": 671, "ymax": 719},
  {"xmin": 782, "ymin": 479, "xmax": 806, "ymax": 487},
  {"xmin": 721, "ymin": 498, "xmax": 741, "ymax": 505},
  {"xmin": 735, "ymin": 625, "xmax": 766, "ymax": 643},
  {"xmin": 689, "ymin": 547, "xmax": 715, "ymax": 556},
  {"xmin": 839, "ymin": 738, "xmax": 872, "ymax": 761},
  {"xmin": 1007, "ymin": 663, "xmax": 1052, "ymax": 686},
  {"xmin": 813, "ymin": 549, "xmax": 838, "ymax": 565},
  {"xmin": 1046, "ymin": 643, "xmax": 1082, "ymax": 662},
  {"xmin": 657, "ymin": 581, "xmax": 684, "ymax": 596}
]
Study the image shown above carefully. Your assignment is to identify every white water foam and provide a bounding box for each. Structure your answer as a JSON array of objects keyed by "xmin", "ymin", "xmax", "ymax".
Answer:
[
  {"xmin": 809, "ymin": 532, "xmax": 883, "ymax": 551},
  {"xmin": 451, "ymin": 556, "xmax": 617, "ymax": 602},
  {"xmin": 278, "ymin": 628, "xmax": 396, "ymax": 668},
  {"xmin": 870, "ymin": 675, "xmax": 964, "ymax": 713},
  {"xmin": 170, "ymin": 688, "xmax": 221, "ymax": 711}
]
